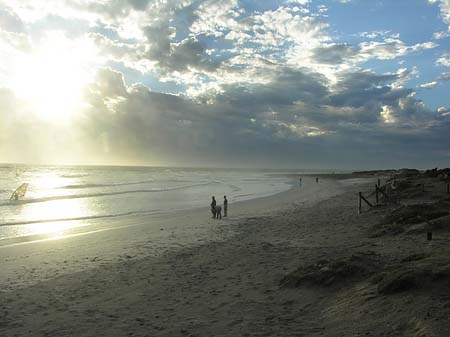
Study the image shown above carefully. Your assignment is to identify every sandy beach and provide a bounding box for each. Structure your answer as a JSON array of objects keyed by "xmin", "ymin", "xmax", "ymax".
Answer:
[{"xmin": 1, "ymin": 173, "xmax": 450, "ymax": 336}]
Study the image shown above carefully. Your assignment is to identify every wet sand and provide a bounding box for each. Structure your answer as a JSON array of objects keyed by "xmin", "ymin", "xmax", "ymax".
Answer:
[{"xmin": 1, "ymin": 173, "xmax": 450, "ymax": 336}]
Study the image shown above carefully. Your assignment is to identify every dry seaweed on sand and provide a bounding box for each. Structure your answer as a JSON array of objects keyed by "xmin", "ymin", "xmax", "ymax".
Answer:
[
  {"xmin": 281, "ymin": 249, "xmax": 450, "ymax": 297},
  {"xmin": 370, "ymin": 202, "xmax": 450, "ymax": 237},
  {"xmin": 280, "ymin": 252, "xmax": 381, "ymax": 288},
  {"xmin": 376, "ymin": 257, "xmax": 450, "ymax": 295},
  {"xmin": 404, "ymin": 214, "xmax": 450, "ymax": 235},
  {"xmin": 385, "ymin": 202, "xmax": 449, "ymax": 225},
  {"xmin": 384, "ymin": 178, "xmax": 423, "ymax": 198}
]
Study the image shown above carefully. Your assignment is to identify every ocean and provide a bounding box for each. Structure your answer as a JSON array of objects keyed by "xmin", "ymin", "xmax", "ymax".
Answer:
[{"xmin": 0, "ymin": 165, "xmax": 294, "ymax": 241}]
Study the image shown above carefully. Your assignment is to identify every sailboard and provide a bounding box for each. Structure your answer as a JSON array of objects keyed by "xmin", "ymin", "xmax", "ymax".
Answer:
[{"xmin": 10, "ymin": 183, "xmax": 29, "ymax": 200}]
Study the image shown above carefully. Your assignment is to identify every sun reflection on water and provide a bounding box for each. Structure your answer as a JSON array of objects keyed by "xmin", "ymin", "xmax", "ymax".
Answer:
[
  {"xmin": 17, "ymin": 173, "xmax": 93, "ymax": 238},
  {"xmin": 19, "ymin": 199, "xmax": 90, "ymax": 238}
]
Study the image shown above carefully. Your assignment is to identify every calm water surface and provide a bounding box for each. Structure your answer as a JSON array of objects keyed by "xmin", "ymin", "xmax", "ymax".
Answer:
[{"xmin": 0, "ymin": 165, "xmax": 294, "ymax": 240}]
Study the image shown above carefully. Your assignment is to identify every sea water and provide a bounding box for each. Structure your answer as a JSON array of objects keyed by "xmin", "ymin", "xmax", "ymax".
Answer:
[{"xmin": 0, "ymin": 165, "xmax": 293, "ymax": 240}]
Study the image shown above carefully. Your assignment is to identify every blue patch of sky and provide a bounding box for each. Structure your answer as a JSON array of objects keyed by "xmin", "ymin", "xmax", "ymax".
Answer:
[
  {"xmin": 419, "ymin": 85, "xmax": 450, "ymax": 110},
  {"xmin": 322, "ymin": 0, "xmax": 443, "ymax": 44},
  {"xmin": 239, "ymin": 0, "xmax": 286, "ymax": 13},
  {"xmin": 359, "ymin": 59, "xmax": 404, "ymax": 76},
  {"xmin": 108, "ymin": 61, "xmax": 187, "ymax": 94},
  {"xmin": 360, "ymin": 46, "xmax": 437, "ymax": 77},
  {"xmin": 214, "ymin": 35, "xmax": 236, "ymax": 52},
  {"xmin": 416, "ymin": 69, "xmax": 450, "ymax": 110},
  {"xmin": 172, "ymin": 4, "xmax": 198, "ymax": 41},
  {"xmin": 197, "ymin": 34, "xmax": 224, "ymax": 50},
  {"xmin": 90, "ymin": 24, "xmax": 121, "ymax": 41}
]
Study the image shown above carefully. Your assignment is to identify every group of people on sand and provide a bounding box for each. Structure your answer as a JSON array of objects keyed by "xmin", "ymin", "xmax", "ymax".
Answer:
[{"xmin": 210, "ymin": 196, "xmax": 228, "ymax": 219}]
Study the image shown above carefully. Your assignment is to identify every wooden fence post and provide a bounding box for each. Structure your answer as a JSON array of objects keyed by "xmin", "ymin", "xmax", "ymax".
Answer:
[
  {"xmin": 358, "ymin": 192, "xmax": 362, "ymax": 214},
  {"xmin": 360, "ymin": 194, "xmax": 373, "ymax": 208},
  {"xmin": 375, "ymin": 185, "xmax": 379, "ymax": 204},
  {"xmin": 422, "ymin": 184, "xmax": 425, "ymax": 192},
  {"xmin": 358, "ymin": 191, "xmax": 373, "ymax": 214},
  {"xmin": 377, "ymin": 185, "xmax": 389, "ymax": 199},
  {"xmin": 377, "ymin": 178, "xmax": 381, "ymax": 187},
  {"xmin": 447, "ymin": 183, "xmax": 449, "ymax": 194}
]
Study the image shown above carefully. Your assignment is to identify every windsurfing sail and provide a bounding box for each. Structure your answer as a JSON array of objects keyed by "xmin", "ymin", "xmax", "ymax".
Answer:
[{"xmin": 10, "ymin": 183, "xmax": 29, "ymax": 200}]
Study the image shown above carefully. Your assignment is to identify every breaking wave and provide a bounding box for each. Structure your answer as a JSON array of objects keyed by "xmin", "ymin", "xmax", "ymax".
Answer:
[
  {"xmin": 0, "ymin": 181, "xmax": 217, "ymax": 207},
  {"xmin": 0, "ymin": 209, "xmax": 163, "ymax": 227}
]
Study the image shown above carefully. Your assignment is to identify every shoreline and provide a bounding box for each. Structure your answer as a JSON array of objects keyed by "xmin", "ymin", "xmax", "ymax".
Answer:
[
  {"xmin": 0, "ymin": 171, "xmax": 295, "ymax": 243},
  {"xmin": 0, "ymin": 174, "xmax": 348, "ymax": 247}
]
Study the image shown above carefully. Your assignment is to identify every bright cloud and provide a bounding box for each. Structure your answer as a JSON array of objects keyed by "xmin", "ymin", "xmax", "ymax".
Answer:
[
  {"xmin": 437, "ymin": 55, "xmax": 450, "ymax": 67},
  {"xmin": 419, "ymin": 81, "xmax": 439, "ymax": 89}
]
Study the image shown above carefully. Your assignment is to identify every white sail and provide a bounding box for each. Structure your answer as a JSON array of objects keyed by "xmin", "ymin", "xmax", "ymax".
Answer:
[{"xmin": 10, "ymin": 183, "xmax": 29, "ymax": 200}]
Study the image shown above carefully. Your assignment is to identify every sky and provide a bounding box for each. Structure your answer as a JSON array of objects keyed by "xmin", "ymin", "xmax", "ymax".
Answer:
[{"xmin": 0, "ymin": 0, "xmax": 450, "ymax": 169}]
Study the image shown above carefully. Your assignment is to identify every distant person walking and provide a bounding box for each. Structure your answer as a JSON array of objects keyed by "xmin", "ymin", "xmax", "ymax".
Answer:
[
  {"xmin": 211, "ymin": 196, "xmax": 217, "ymax": 218},
  {"xmin": 316, "ymin": 177, "xmax": 319, "ymax": 184},
  {"xmin": 223, "ymin": 196, "xmax": 228, "ymax": 217},
  {"xmin": 299, "ymin": 177, "xmax": 302, "ymax": 187}
]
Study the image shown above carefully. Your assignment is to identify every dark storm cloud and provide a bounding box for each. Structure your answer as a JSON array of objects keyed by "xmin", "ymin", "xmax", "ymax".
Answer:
[
  {"xmin": 325, "ymin": 69, "xmax": 413, "ymax": 122},
  {"xmin": 212, "ymin": 67, "xmax": 329, "ymax": 110},
  {"xmin": 75, "ymin": 0, "xmax": 220, "ymax": 75},
  {"xmin": 311, "ymin": 39, "xmax": 436, "ymax": 66},
  {"xmin": 143, "ymin": 22, "xmax": 220, "ymax": 73},
  {"xmin": 79, "ymin": 74, "xmax": 233, "ymax": 164},
  {"xmin": 165, "ymin": 38, "xmax": 219, "ymax": 72},
  {"xmin": 312, "ymin": 44, "xmax": 361, "ymax": 64},
  {"xmin": 1, "ymin": 62, "xmax": 449, "ymax": 167},
  {"xmin": 333, "ymin": 70, "xmax": 400, "ymax": 92},
  {"xmin": 71, "ymin": 67, "xmax": 450, "ymax": 168},
  {"xmin": 128, "ymin": 0, "xmax": 151, "ymax": 11},
  {"xmin": 93, "ymin": 68, "xmax": 129, "ymax": 97}
]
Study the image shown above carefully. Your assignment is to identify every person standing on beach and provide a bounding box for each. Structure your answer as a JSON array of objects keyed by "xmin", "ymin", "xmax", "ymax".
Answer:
[
  {"xmin": 211, "ymin": 196, "xmax": 217, "ymax": 218},
  {"xmin": 299, "ymin": 177, "xmax": 302, "ymax": 187},
  {"xmin": 223, "ymin": 196, "xmax": 228, "ymax": 217},
  {"xmin": 316, "ymin": 177, "xmax": 319, "ymax": 184}
]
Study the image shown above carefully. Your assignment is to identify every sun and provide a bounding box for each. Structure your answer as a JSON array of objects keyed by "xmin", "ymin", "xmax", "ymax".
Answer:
[{"xmin": 12, "ymin": 31, "xmax": 97, "ymax": 122}]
